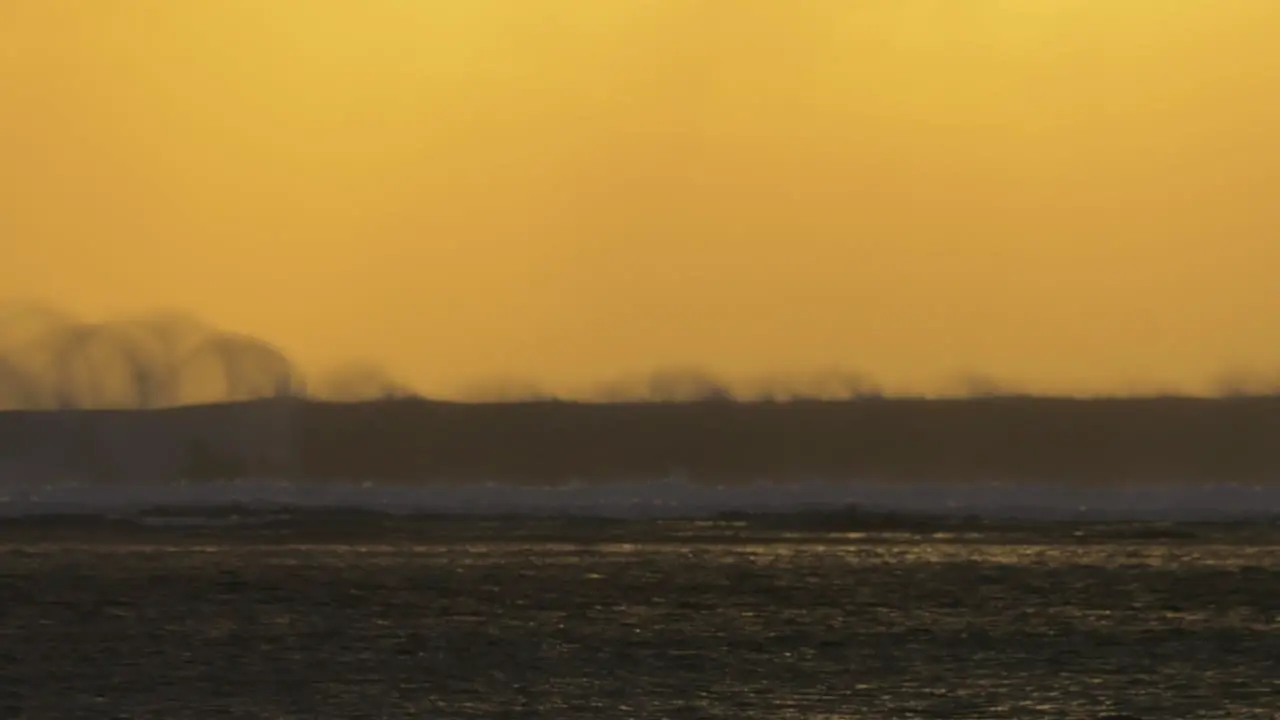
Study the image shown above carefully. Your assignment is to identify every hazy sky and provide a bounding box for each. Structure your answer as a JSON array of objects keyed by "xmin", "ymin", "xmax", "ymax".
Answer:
[{"xmin": 3, "ymin": 1, "xmax": 1278, "ymax": 396}]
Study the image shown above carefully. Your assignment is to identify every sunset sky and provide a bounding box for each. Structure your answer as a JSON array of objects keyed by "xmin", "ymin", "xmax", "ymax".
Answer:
[{"xmin": 2, "ymin": 1, "xmax": 1278, "ymax": 397}]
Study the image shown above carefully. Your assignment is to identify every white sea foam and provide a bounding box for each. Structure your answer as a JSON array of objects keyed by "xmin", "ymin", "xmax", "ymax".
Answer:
[{"xmin": 1, "ymin": 477, "xmax": 1280, "ymax": 521}]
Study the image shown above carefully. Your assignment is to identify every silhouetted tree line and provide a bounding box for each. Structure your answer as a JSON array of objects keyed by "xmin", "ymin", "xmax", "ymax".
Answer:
[
  {"xmin": 5, "ymin": 300, "xmax": 1280, "ymax": 486},
  {"xmin": 0, "ymin": 301, "xmax": 410, "ymax": 410}
]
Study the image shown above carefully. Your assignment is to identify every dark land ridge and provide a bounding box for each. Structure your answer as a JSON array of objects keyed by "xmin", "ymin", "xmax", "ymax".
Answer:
[{"xmin": 1, "ymin": 395, "xmax": 1278, "ymax": 484}]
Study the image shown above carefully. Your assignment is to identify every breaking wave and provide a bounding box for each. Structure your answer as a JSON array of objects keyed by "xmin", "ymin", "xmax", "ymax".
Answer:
[{"xmin": 4, "ymin": 477, "xmax": 1280, "ymax": 523}]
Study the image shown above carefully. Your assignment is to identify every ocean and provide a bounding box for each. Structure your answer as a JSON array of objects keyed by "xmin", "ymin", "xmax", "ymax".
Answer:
[{"xmin": 3, "ymin": 480, "xmax": 1280, "ymax": 719}]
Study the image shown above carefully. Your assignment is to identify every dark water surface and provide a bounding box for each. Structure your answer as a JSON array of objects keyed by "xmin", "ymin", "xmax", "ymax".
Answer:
[{"xmin": 3, "ymin": 519, "xmax": 1280, "ymax": 719}]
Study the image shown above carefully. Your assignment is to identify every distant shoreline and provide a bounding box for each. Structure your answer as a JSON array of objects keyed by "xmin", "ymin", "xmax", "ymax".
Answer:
[
  {"xmin": 5, "ymin": 394, "xmax": 1275, "ymax": 484},
  {"xmin": 296, "ymin": 395, "xmax": 1280, "ymax": 484}
]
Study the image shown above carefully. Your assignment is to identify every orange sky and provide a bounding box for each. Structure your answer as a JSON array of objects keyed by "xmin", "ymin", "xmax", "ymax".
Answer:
[{"xmin": 2, "ymin": 1, "xmax": 1279, "ymax": 397}]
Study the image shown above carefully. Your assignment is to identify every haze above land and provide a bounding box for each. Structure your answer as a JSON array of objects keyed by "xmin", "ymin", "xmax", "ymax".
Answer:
[{"xmin": 2, "ymin": 2, "xmax": 1278, "ymax": 399}]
